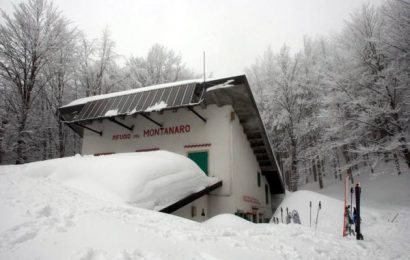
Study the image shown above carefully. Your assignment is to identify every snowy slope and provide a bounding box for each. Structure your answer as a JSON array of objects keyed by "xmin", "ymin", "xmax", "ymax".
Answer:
[
  {"xmin": 0, "ymin": 157, "xmax": 409, "ymax": 259},
  {"xmin": 273, "ymin": 162, "xmax": 410, "ymax": 259}
]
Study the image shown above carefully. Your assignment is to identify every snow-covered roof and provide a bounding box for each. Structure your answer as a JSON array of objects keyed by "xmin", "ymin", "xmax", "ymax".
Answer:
[{"xmin": 62, "ymin": 78, "xmax": 205, "ymax": 108}]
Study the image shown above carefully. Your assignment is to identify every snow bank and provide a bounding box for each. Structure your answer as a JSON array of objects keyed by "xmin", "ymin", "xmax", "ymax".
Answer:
[
  {"xmin": 272, "ymin": 190, "xmax": 344, "ymax": 234},
  {"xmin": 204, "ymin": 214, "xmax": 255, "ymax": 228},
  {"xmin": 0, "ymin": 157, "xmax": 409, "ymax": 259},
  {"xmin": 8, "ymin": 151, "xmax": 217, "ymax": 210}
]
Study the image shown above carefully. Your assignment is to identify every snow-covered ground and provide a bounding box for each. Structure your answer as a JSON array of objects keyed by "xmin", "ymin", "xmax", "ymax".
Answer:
[{"xmin": 0, "ymin": 155, "xmax": 409, "ymax": 259}]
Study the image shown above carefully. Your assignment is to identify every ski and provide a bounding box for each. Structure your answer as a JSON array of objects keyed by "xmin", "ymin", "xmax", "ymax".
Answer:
[
  {"xmin": 355, "ymin": 183, "xmax": 364, "ymax": 240},
  {"xmin": 315, "ymin": 201, "xmax": 321, "ymax": 230},
  {"xmin": 343, "ymin": 175, "xmax": 349, "ymax": 237}
]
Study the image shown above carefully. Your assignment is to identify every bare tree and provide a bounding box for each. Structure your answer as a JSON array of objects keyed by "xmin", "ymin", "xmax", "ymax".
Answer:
[
  {"xmin": 75, "ymin": 28, "xmax": 123, "ymax": 97},
  {"xmin": 44, "ymin": 25, "xmax": 78, "ymax": 157},
  {"xmin": 0, "ymin": 0, "xmax": 71, "ymax": 164},
  {"xmin": 247, "ymin": 41, "xmax": 325, "ymax": 191},
  {"xmin": 125, "ymin": 43, "xmax": 196, "ymax": 88},
  {"xmin": 331, "ymin": 3, "xmax": 410, "ymax": 170}
]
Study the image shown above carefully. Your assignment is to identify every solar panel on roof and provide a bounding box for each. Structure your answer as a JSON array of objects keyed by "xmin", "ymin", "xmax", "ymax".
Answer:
[
  {"xmin": 143, "ymin": 89, "xmax": 157, "ymax": 110},
  {"xmin": 117, "ymin": 94, "xmax": 132, "ymax": 114},
  {"xmin": 70, "ymin": 82, "xmax": 201, "ymax": 122},
  {"xmin": 182, "ymin": 84, "xmax": 195, "ymax": 104}
]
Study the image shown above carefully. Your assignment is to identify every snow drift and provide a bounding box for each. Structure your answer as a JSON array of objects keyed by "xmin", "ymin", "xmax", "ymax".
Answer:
[
  {"xmin": 0, "ymin": 155, "xmax": 409, "ymax": 259},
  {"xmin": 5, "ymin": 151, "xmax": 217, "ymax": 210},
  {"xmin": 204, "ymin": 214, "xmax": 255, "ymax": 228}
]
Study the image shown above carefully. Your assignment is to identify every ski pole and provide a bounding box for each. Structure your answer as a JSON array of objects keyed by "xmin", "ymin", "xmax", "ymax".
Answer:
[
  {"xmin": 315, "ymin": 201, "xmax": 321, "ymax": 230},
  {"xmin": 310, "ymin": 201, "xmax": 312, "ymax": 228},
  {"xmin": 281, "ymin": 207, "xmax": 283, "ymax": 223},
  {"xmin": 391, "ymin": 213, "xmax": 399, "ymax": 223},
  {"xmin": 286, "ymin": 207, "xmax": 289, "ymax": 224}
]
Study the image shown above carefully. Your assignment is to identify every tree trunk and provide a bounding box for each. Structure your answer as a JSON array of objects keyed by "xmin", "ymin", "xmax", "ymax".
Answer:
[
  {"xmin": 15, "ymin": 112, "xmax": 28, "ymax": 165},
  {"xmin": 393, "ymin": 152, "xmax": 401, "ymax": 175},
  {"xmin": 47, "ymin": 127, "xmax": 53, "ymax": 159},
  {"xmin": 312, "ymin": 159, "xmax": 317, "ymax": 182},
  {"xmin": 384, "ymin": 152, "xmax": 390, "ymax": 163},
  {"xmin": 316, "ymin": 155, "xmax": 324, "ymax": 189},
  {"xmin": 399, "ymin": 135, "xmax": 410, "ymax": 170},
  {"xmin": 333, "ymin": 157, "xmax": 338, "ymax": 179},
  {"xmin": 290, "ymin": 155, "xmax": 298, "ymax": 191},
  {"xmin": 58, "ymin": 120, "xmax": 65, "ymax": 157},
  {"xmin": 365, "ymin": 154, "xmax": 374, "ymax": 174},
  {"xmin": 342, "ymin": 146, "xmax": 354, "ymax": 179},
  {"xmin": 335, "ymin": 150, "xmax": 342, "ymax": 181},
  {"xmin": 0, "ymin": 120, "xmax": 4, "ymax": 164},
  {"xmin": 321, "ymin": 159, "xmax": 325, "ymax": 176}
]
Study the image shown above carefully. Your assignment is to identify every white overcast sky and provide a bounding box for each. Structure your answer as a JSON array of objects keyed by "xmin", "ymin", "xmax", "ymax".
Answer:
[{"xmin": 0, "ymin": 0, "xmax": 384, "ymax": 77}]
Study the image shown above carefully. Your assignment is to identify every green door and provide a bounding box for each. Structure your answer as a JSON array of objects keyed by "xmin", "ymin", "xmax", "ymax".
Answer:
[{"xmin": 188, "ymin": 151, "xmax": 208, "ymax": 175}]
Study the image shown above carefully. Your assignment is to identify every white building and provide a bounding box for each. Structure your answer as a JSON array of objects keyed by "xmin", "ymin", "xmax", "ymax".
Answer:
[{"xmin": 59, "ymin": 75, "xmax": 285, "ymax": 222}]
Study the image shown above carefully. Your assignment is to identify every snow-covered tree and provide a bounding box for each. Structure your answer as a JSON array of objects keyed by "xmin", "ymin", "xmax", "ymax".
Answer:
[
  {"xmin": 328, "ymin": 2, "xmax": 410, "ymax": 171},
  {"xmin": 0, "ymin": 0, "xmax": 72, "ymax": 163},
  {"xmin": 125, "ymin": 43, "xmax": 196, "ymax": 88},
  {"xmin": 43, "ymin": 24, "xmax": 78, "ymax": 158},
  {"xmin": 247, "ymin": 40, "xmax": 326, "ymax": 191},
  {"xmin": 75, "ymin": 28, "xmax": 124, "ymax": 97}
]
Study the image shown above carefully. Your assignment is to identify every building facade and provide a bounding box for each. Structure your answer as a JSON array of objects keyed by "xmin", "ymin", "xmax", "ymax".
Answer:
[{"xmin": 60, "ymin": 75, "xmax": 285, "ymax": 222}]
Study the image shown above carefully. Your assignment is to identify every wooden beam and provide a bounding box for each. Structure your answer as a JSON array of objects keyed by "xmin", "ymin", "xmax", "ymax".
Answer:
[
  {"xmin": 74, "ymin": 122, "xmax": 103, "ymax": 136},
  {"xmin": 252, "ymin": 145, "xmax": 267, "ymax": 153},
  {"xmin": 250, "ymin": 140, "xmax": 264, "ymax": 147},
  {"xmin": 160, "ymin": 181, "xmax": 223, "ymax": 214},
  {"xmin": 261, "ymin": 166, "xmax": 276, "ymax": 172},
  {"xmin": 245, "ymin": 132, "xmax": 262, "ymax": 139},
  {"xmin": 108, "ymin": 118, "xmax": 134, "ymax": 131},
  {"xmin": 259, "ymin": 160, "xmax": 272, "ymax": 166},
  {"xmin": 188, "ymin": 106, "xmax": 207, "ymax": 123},
  {"xmin": 141, "ymin": 114, "xmax": 163, "ymax": 127}
]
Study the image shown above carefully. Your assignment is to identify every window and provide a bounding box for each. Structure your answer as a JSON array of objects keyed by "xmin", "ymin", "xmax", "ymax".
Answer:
[
  {"xmin": 265, "ymin": 184, "xmax": 269, "ymax": 204},
  {"xmin": 188, "ymin": 151, "xmax": 209, "ymax": 175},
  {"xmin": 257, "ymin": 172, "xmax": 261, "ymax": 187}
]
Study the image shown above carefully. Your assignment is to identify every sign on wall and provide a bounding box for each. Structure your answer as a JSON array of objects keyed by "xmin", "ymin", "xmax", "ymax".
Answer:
[{"xmin": 112, "ymin": 124, "xmax": 191, "ymax": 141}]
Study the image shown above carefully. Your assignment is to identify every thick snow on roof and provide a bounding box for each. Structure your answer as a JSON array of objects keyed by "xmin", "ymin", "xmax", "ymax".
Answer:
[{"xmin": 8, "ymin": 151, "xmax": 217, "ymax": 210}]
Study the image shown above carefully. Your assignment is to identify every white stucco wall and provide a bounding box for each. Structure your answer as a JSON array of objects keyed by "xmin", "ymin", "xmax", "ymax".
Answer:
[
  {"xmin": 81, "ymin": 104, "xmax": 275, "ymax": 221},
  {"xmin": 230, "ymin": 112, "xmax": 273, "ymax": 222},
  {"xmin": 82, "ymin": 105, "xmax": 232, "ymax": 196}
]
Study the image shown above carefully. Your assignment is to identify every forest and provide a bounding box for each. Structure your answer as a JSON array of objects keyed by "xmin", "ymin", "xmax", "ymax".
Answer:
[{"xmin": 0, "ymin": 0, "xmax": 409, "ymax": 191}]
